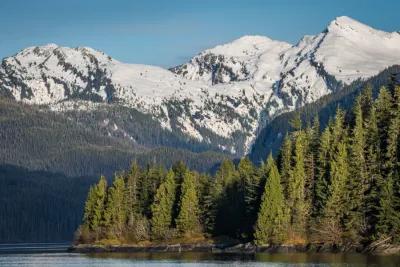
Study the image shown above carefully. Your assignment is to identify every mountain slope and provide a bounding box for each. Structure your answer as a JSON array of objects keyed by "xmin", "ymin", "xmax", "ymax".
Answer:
[
  {"xmin": 1, "ymin": 16, "xmax": 400, "ymax": 157},
  {"xmin": 0, "ymin": 98, "xmax": 231, "ymax": 176},
  {"xmin": 249, "ymin": 65, "xmax": 400, "ymax": 163}
]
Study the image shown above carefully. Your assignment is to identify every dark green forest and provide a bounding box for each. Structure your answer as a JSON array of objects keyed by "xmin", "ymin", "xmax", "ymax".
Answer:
[
  {"xmin": 79, "ymin": 85, "xmax": 400, "ymax": 247},
  {"xmin": 0, "ymin": 165, "xmax": 97, "ymax": 242}
]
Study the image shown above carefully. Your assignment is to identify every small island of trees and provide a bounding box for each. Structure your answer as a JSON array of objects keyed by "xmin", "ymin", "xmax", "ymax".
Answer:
[{"xmin": 77, "ymin": 85, "xmax": 400, "ymax": 249}]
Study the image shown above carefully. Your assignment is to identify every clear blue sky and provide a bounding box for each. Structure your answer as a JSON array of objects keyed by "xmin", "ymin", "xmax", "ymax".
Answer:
[{"xmin": 0, "ymin": 0, "xmax": 399, "ymax": 67}]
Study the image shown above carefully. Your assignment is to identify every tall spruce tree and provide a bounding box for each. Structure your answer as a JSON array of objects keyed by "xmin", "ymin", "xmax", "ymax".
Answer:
[
  {"xmin": 82, "ymin": 175, "xmax": 107, "ymax": 235},
  {"xmin": 254, "ymin": 154, "xmax": 289, "ymax": 245},
  {"xmin": 211, "ymin": 159, "xmax": 240, "ymax": 237},
  {"xmin": 313, "ymin": 123, "xmax": 332, "ymax": 217},
  {"xmin": 103, "ymin": 176, "xmax": 127, "ymax": 238},
  {"xmin": 378, "ymin": 86, "xmax": 400, "ymax": 241},
  {"xmin": 320, "ymin": 141, "xmax": 350, "ymax": 244},
  {"xmin": 364, "ymin": 104, "xmax": 384, "ymax": 237},
  {"xmin": 138, "ymin": 165, "xmax": 164, "ymax": 217},
  {"xmin": 238, "ymin": 157, "xmax": 259, "ymax": 237},
  {"xmin": 176, "ymin": 171, "xmax": 201, "ymax": 236},
  {"xmin": 150, "ymin": 170, "xmax": 176, "ymax": 239},
  {"xmin": 279, "ymin": 134, "xmax": 292, "ymax": 198},
  {"xmin": 124, "ymin": 162, "xmax": 141, "ymax": 228},
  {"xmin": 375, "ymin": 87, "xmax": 393, "ymax": 156},
  {"xmin": 346, "ymin": 96, "xmax": 368, "ymax": 242},
  {"xmin": 376, "ymin": 175, "xmax": 400, "ymax": 241},
  {"xmin": 287, "ymin": 130, "xmax": 308, "ymax": 241}
]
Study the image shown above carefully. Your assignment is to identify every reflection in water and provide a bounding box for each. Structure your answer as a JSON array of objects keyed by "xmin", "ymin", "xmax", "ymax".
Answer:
[{"xmin": 0, "ymin": 252, "xmax": 399, "ymax": 267}]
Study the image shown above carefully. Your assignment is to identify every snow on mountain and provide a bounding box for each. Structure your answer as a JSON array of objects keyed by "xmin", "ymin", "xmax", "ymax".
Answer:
[
  {"xmin": 1, "ymin": 16, "xmax": 400, "ymax": 155},
  {"xmin": 172, "ymin": 35, "xmax": 292, "ymax": 85}
]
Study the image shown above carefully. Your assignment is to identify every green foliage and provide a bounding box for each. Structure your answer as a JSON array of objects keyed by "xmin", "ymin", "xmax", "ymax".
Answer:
[
  {"xmin": 238, "ymin": 157, "xmax": 259, "ymax": 237},
  {"xmin": 76, "ymin": 83, "xmax": 400, "ymax": 247},
  {"xmin": 319, "ymin": 141, "xmax": 350, "ymax": 244},
  {"xmin": 83, "ymin": 176, "xmax": 107, "ymax": 233},
  {"xmin": 287, "ymin": 130, "xmax": 308, "ymax": 239},
  {"xmin": 313, "ymin": 125, "xmax": 332, "ymax": 217},
  {"xmin": 254, "ymin": 154, "xmax": 288, "ymax": 245},
  {"xmin": 150, "ymin": 170, "xmax": 176, "ymax": 239},
  {"xmin": 103, "ymin": 176, "xmax": 127, "ymax": 238},
  {"xmin": 176, "ymin": 171, "xmax": 201, "ymax": 236}
]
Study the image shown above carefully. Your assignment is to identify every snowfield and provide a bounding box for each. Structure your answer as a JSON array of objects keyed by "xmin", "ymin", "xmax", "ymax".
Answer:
[{"xmin": 1, "ymin": 16, "xmax": 400, "ymax": 155}]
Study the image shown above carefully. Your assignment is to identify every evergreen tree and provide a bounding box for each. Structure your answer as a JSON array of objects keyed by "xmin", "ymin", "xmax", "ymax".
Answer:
[
  {"xmin": 364, "ymin": 104, "xmax": 383, "ymax": 237},
  {"xmin": 82, "ymin": 175, "xmax": 107, "ymax": 234},
  {"xmin": 138, "ymin": 165, "xmax": 164, "ymax": 217},
  {"xmin": 375, "ymin": 87, "xmax": 393, "ymax": 155},
  {"xmin": 376, "ymin": 176, "xmax": 400, "ymax": 241},
  {"xmin": 172, "ymin": 161, "xmax": 188, "ymax": 224},
  {"xmin": 313, "ymin": 124, "xmax": 332, "ymax": 217},
  {"xmin": 103, "ymin": 175, "xmax": 127, "ymax": 238},
  {"xmin": 209, "ymin": 159, "xmax": 238, "ymax": 236},
  {"xmin": 287, "ymin": 130, "xmax": 308, "ymax": 241},
  {"xmin": 238, "ymin": 157, "xmax": 259, "ymax": 237},
  {"xmin": 346, "ymin": 96, "xmax": 368, "ymax": 242},
  {"xmin": 150, "ymin": 170, "xmax": 176, "ymax": 239},
  {"xmin": 124, "ymin": 162, "xmax": 141, "ymax": 228},
  {"xmin": 254, "ymin": 154, "xmax": 288, "ymax": 245},
  {"xmin": 176, "ymin": 171, "xmax": 201, "ymax": 236},
  {"xmin": 290, "ymin": 112, "xmax": 302, "ymax": 131},
  {"xmin": 279, "ymin": 134, "xmax": 292, "ymax": 198},
  {"xmin": 378, "ymin": 86, "xmax": 400, "ymax": 241},
  {"xmin": 320, "ymin": 141, "xmax": 350, "ymax": 245}
]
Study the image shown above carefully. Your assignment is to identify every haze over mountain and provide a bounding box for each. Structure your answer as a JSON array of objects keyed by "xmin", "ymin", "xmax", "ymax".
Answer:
[{"xmin": 1, "ymin": 16, "xmax": 400, "ymax": 158}]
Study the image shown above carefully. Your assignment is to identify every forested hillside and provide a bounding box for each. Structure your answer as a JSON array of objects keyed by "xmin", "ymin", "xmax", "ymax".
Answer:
[
  {"xmin": 78, "ymin": 85, "xmax": 400, "ymax": 247},
  {"xmin": 0, "ymin": 99, "xmax": 232, "ymax": 242},
  {"xmin": 250, "ymin": 65, "xmax": 400, "ymax": 164},
  {"xmin": 0, "ymin": 98, "xmax": 230, "ymax": 178},
  {"xmin": 0, "ymin": 165, "xmax": 97, "ymax": 242}
]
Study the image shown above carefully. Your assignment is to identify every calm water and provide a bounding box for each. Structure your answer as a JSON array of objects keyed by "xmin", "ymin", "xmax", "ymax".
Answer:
[
  {"xmin": 0, "ymin": 244, "xmax": 399, "ymax": 267},
  {"xmin": 0, "ymin": 252, "xmax": 400, "ymax": 267}
]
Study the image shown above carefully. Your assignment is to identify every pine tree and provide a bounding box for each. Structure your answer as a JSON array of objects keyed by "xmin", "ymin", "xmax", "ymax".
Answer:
[
  {"xmin": 207, "ymin": 159, "xmax": 237, "ymax": 236},
  {"xmin": 377, "ymin": 176, "xmax": 400, "ymax": 242},
  {"xmin": 176, "ymin": 171, "xmax": 201, "ymax": 236},
  {"xmin": 138, "ymin": 164, "xmax": 164, "ymax": 217},
  {"xmin": 313, "ymin": 124, "xmax": 332, "ymax": 217},
  {"xmin": 279, "ymin": 134, "xmax": 292, "ymax": 198},
  {"xmin": 287, "ymin": 130, "xmax": 308, "ymax": 241},
  {"xmin": 375, "ymin": 87, "xmax": 393, "ymax": 155},
  {"xmin": 82, "ymin": 175, "xmax": 107, "ymax": 234},
  {"xmin": 124, "ymin": 162, "xmax": 141, "ymax": 228},
  {"xmin": 346, "ymin": 96, "xmax": 368, "ymax": 242},
  {"xmin": 320, "ymin": 141, "xmax": 350, "ymax": 245},
  {"xmin": 172, "ymin": 161, "xmax": 187, "ymax": 224},
  {"xmin": 238, "ymin": 157, "xmax": 259, "ymax": 237},
  {"xmin": 364, "ymin": 103, "xmax": 384, "ymax": 237},
  {"xmin": 304, "ymin": 120, "xmax": 319, "ymax": 216},
  {"xmin": 254, "ymin": 154, "xmax": 288, "ymax": 245},
  {"xmin": 103, "ymin": 175, "xmax": 127, "ymax": 238},
  {"xmin": 150, "ymin": 170, "xmax": 176, "ymax": 239},
  {"xmin": 378, "ymin": 86, "xmax": 400, "ymax": 241},
  {"xmin": 290, "ymin": 112, "xmax": 302, "ymax": 131}
]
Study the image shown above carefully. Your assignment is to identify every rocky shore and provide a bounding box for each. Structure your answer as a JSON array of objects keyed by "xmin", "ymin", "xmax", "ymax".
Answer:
[{"xmin": 69, "ymin": 242, "xmax": 400, "ymax": 255}]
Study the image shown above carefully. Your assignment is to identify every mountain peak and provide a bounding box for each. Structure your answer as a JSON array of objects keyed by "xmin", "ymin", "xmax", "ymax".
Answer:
[
  {"xmin": 41, "ymin": 43, "xmax": 59, "ymax": 49},
  {"xmin": 326, "ymin": 16, "xmax": 380, "ymax": 35},
  {"xmin": 330, "ymin": 16, "xmax": 360, "ymax": 26},
  {"xmin": 203, "ymin": 35, "xmax": 291, "ymax": 59}
]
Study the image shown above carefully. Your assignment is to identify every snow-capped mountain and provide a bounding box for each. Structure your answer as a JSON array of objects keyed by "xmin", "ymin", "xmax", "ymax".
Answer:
[{"xmin": 1, "ymin": 16, "xmax": 400, "ymax": 155}]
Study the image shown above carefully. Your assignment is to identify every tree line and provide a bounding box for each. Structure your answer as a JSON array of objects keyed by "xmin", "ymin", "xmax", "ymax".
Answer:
[{"xmin": 78, "ymin": 85, "xmax": 400, "ymax": 247}]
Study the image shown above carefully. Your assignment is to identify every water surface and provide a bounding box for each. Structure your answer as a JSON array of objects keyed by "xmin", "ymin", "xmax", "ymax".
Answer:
[{"xmin": 0, "ymin": 252, "xmax": 399, "ymax": 267}]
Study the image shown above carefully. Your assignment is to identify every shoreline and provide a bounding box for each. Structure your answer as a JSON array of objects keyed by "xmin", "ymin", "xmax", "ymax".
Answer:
[{"xmin": 69, "ymin": 242, "xmax": 400, "ymax": 255}]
